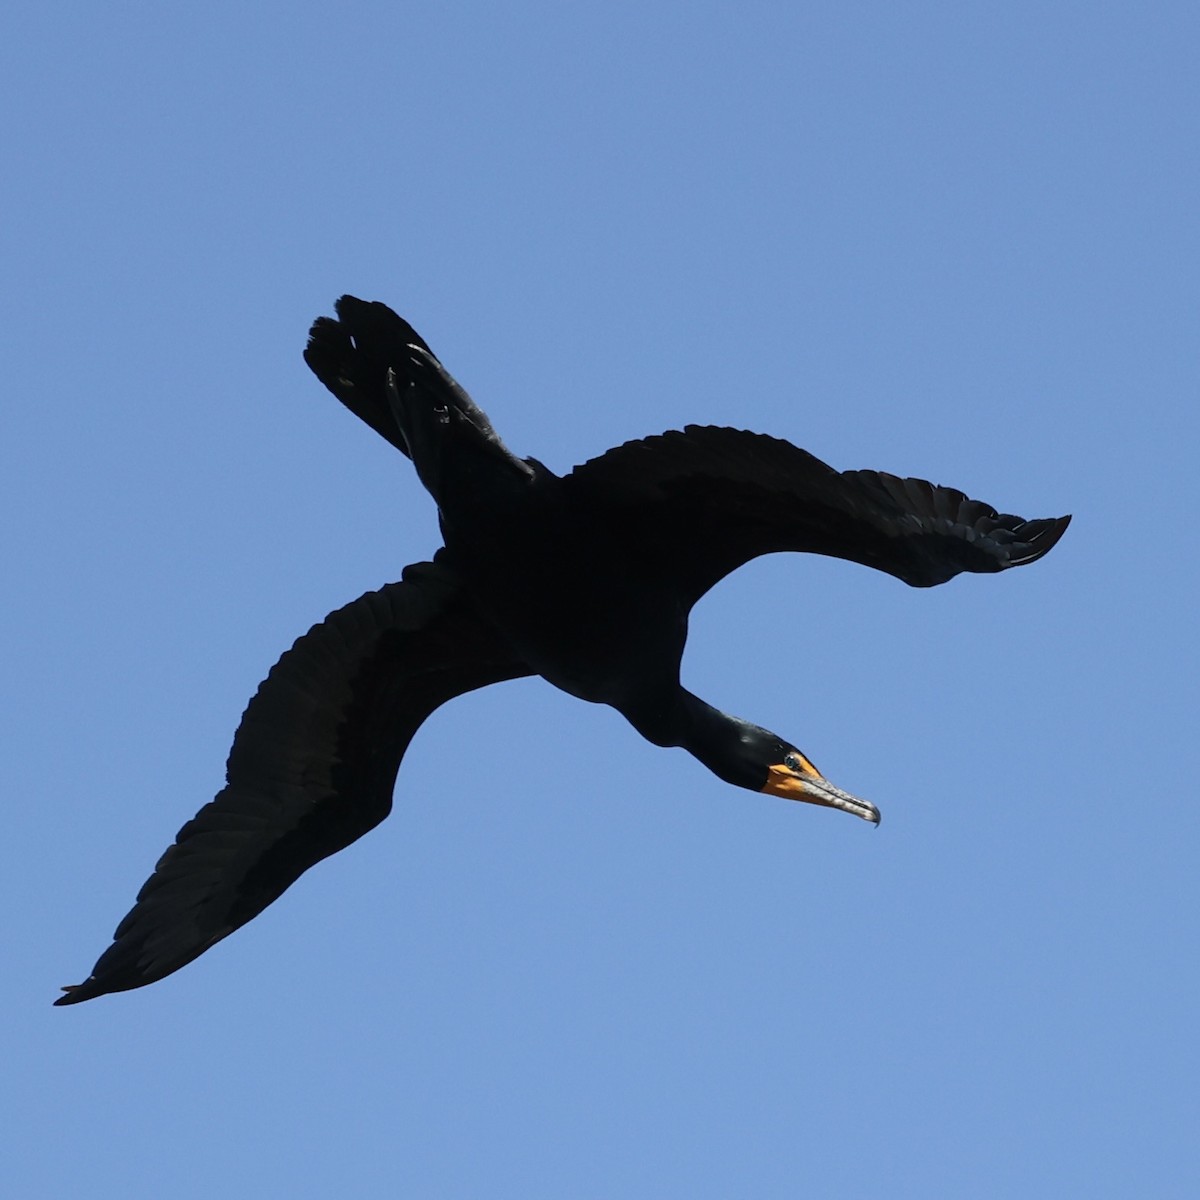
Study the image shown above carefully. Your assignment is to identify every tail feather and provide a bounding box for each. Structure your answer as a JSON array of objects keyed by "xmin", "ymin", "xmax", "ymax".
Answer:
[{"xmin": 303, "ymin": 296, "xmax": 437, "ymax": 456}]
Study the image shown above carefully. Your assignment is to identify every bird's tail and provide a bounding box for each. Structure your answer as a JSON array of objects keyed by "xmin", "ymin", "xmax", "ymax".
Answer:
[
  {"xmin": 304, "ymin": 297, "xmax": 531, "ymax": 502},
  {"xmin": 303, "ymin": 295, "xmax": 436, "ymax": 457}
]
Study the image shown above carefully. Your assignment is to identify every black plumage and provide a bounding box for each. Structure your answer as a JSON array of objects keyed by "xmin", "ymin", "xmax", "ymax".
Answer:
[{"xmin": 56, "ymin": 297, "xmax": 1069, "ymax": 1004}]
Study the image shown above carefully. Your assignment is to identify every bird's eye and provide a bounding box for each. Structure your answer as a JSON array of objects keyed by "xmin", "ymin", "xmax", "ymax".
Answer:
[{"xmin": 784, "ymin": 753, "xmax": 801, "ymax": 771}]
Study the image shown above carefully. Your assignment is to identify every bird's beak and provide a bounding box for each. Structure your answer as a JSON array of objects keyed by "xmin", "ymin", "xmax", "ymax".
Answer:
[{"xmin": 763, "ymin": 757, "xmax": 880, "ymax": 825}]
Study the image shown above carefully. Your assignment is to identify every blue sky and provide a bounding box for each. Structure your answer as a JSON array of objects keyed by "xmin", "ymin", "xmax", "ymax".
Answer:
[{"xmin": 5, "ymin": 2, "xmax": 1197, "ymax": 1196}]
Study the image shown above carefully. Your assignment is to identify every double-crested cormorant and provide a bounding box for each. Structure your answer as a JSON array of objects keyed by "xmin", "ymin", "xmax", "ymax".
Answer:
[{"xmin": 56, "ymin": 297, "xmax": 1070, "ymax": 1004}]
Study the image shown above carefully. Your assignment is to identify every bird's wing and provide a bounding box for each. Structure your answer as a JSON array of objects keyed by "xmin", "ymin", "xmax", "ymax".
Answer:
[
  {"xmin": 56, "ymin": 557, "xmax": 530, "ymax": 1004},
  {"xmin": 564, "ymin": 425, "xmax": 1069, "ymax": 604}
]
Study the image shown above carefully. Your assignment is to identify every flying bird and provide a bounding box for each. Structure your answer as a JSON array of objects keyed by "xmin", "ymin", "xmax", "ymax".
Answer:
[{"xmin": 56, "ymin": 297, "xmax": 1070, "ymax": 1004}]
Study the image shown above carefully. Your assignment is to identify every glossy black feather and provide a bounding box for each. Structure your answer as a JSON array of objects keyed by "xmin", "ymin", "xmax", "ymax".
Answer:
[
  {"xmin": 566, "ymin": 426, "xmax": 1069, "ymax": 599},
  {"xmin": 58, "ymin": 297, "xmax": 1069, "ymax": 1004},
  {"xmin": 303, "ymin": 296, "xmax": 435, "ymax": 456},
  {"xmin": 56, "ymin": 560, "xmax": 529, "ymax": 1004}
]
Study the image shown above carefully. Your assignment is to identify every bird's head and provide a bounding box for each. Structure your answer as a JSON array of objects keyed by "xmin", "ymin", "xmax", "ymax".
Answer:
[
  {"xmin": 760, "ymin": 744, "xmax": 880, "ymax": 825},
  {"xmin": 672, "ymin": 703, "xmax": 881, "ymax": 826}
]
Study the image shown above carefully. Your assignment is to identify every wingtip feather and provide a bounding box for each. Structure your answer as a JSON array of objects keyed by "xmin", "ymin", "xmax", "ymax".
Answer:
[
  {"xmin": 53, "ymin": 981, "xmax": 95, "ymax": 1007},
  {"xmin": 1006, "ymin": 512, "xmax": 1071, "ymax": 567}
]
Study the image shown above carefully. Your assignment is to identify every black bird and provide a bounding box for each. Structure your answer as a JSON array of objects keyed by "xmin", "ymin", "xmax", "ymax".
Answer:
[{"xmin": 56, "ymin": 297, "xmax": 1070, "ymax": 1004}]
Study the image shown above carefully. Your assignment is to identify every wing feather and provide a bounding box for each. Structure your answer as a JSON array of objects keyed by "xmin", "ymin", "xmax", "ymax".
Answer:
[
  {"xmin": 56, "ymin": 557, "xmax": 529, "ymax": 1004},
  {"xmin": 565, "ymin": 425, "xmax": 1069, "ymax": 601}
]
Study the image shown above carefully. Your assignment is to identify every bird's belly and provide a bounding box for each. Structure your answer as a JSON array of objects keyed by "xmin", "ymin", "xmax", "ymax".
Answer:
[
  {"xmin": 483, "ymin": 578, "xmax": 686, "ymax": 710},
  {"xmin": 443, "ymin": 501, "xmax": 687, "ymax": 710}
]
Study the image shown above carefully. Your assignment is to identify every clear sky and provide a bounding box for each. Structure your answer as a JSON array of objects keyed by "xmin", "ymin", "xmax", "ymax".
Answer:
[{"xmin": 5, "ymin": 3, "xmax": 1197, "ymax": 1197}]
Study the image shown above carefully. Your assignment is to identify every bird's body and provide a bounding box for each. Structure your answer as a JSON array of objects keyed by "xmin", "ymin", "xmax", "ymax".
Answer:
[
  {"xmin": 443, "ymin": 472, "xmax": 681, "ymax": 713},
  {"xmin": 56, "ymin": 297, "xmax": 1070, "ymax": 1005}
]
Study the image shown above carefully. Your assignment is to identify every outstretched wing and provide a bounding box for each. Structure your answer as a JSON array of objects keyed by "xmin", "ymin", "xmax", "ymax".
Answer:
[
  {"xmin": 57, "ymin": 557, "xmax": 530, "ymax": 1004},
  {"xmin": 565, "ymin": 425, "xmax": 1069, "ymax": 605}
]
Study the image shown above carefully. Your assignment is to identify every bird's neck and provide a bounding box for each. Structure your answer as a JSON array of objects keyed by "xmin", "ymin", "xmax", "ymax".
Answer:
[{"xmin": 628, "ymin": 688, "xmax": 758, "ymax": 790}]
